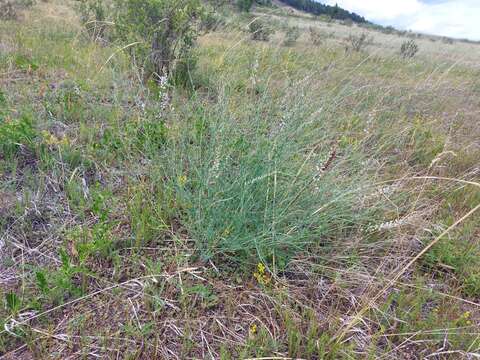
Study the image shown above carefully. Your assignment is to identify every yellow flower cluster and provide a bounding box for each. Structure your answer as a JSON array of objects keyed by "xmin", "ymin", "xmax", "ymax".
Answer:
[
  {"xmin": 177, "ymin": 175, "xmax": 187, "ymax": 186},
  {"xmin": 221, "ymin": 227, "xmax": 231, "ymax": 237},
  {"xmin": 461, "ymin": 311, "xmax": 472, "ymax": 325},
  {"xmin": 42, "ymin": 130, "xmax": 69, "ymax": 147},
  {"xmin": 253, "ymin": 262, "xmax": 270, "ymax": 285},
  {"xmin": 248, "ymin": 323, "xmax": 257, "ymax": 338}
]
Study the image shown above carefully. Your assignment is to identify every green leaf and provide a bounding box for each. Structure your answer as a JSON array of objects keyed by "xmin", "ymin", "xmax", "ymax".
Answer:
[
  {"xmin": 0, "ymin": 90, "xmax": 7, "ymax": 109},
  {"xmin": 59, "ymin": 248, "xmax": 71, "ymax": 271},
  {"xmin": 36, "ymin": 271, "xmax": 49, "ymax": 294},
  {"xmin": 5, "ymin": 292, "xmax": 20, "ymax": 313}
]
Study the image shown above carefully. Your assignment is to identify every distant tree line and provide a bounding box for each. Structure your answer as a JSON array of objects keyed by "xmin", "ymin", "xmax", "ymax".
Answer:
[
  {"xmin": 278, "ymin": 0, "xmax": 367, "ymax": 23},
  {"xmin": 236, "ymin": 0, "xmax": 272, "ymax": 12}
]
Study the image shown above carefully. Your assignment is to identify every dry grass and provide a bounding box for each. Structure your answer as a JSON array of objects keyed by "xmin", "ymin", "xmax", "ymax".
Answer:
[{"xmin": 1, "ymin": 1, "xmax": 479, "ymax": 359}]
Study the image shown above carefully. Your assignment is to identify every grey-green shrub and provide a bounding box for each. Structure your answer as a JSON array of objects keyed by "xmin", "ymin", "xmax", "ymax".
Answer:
[
  {"xmin": 283, "ymin": 25, "xmax": 300, "ymax": 47},
  {"xmin": 77, "ymin": 0, "xmax": 109, "ymax": 40},
  {"xmin": 113, "ymin": 0, "xmax": 203, "ymax": 82},
  {"xmin": 249, "ymin": 18, "xmax": 273, "ymax": 41},
  {"xmin": 0, "ymin": 1, "xmax": 17, "ymax": 20},
  {"xmin": 309, "ymin": 26, "xmax": 322, "ymax": 46},
  {"xmin": 237, "ymin": 0, "xmax": 253, "ymax": 12},
  {"xmin": 200, "ymin": 6, "xmax": 224, "ymax": 32},
  {"xmin": 400, "ymin": 39, "xmax": 419, "ymax": 58},
  {"xmin": 441, "ymin": 37, "xmax": 454, "ymax": 45},
  {"xmin": 0, "ymin": 0, "xmax": 36, "ymax": 20},
  {"xmin": 346, "ymin": 33, "xmax": 371, "ymax": 52}
]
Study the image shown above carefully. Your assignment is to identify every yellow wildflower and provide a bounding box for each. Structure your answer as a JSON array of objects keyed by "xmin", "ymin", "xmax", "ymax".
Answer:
[
  {"xmin": 249, "ymin": 323, "xmax": 257, "ymax": 337},
  {"xmin": 178, "ymin": 175, "xmax": 187, "ymax": 186},
  {"xmin": 222, "ymin": 227, "xmax": 231, "ymax": 237},
  {"xmin": 42, "ymin": 130, "xmax": 69, "ymax": 147},
  {"xmin": 253, "ymin": 262, "xmax": 270, "ymax": 285}
]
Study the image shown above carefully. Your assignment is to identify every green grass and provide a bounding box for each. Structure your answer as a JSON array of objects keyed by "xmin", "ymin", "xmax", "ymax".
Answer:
[{"xmin": 1, "ymin": 1, "xmax": 479, "ymax": 358}]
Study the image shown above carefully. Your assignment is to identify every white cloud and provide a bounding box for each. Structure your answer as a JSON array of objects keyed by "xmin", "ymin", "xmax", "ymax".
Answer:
[
  {"xmin": 325, "ymin": 0, "xmax": 422, "ymax": 21},
  {"xmin": 323, "ymin": 0, "xmax": 480, "ymax": 40}
]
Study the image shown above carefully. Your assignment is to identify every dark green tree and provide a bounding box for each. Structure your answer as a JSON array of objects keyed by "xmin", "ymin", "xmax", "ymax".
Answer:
[
  {"xmin": 277, "ymin": 0, "xmax": 367, "ymax": 23},
  {"xmin": 237, "ymin": 0, "xmax": 253, "ymax": 12},
  {"xmin": 113, "ymin": 0, "xmax": 204, "ymax": 82}
]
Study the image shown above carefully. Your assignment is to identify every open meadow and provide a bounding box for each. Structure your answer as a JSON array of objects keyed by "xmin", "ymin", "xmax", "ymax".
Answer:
[{"xmin": 1, "ymin": 0, "xmax": 479, "ymax": 358}]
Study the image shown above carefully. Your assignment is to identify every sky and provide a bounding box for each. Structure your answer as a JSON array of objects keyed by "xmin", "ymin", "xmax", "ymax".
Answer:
[{"xmin": 323, "ymin": 0, "xmax": 480, "ymax": 41}]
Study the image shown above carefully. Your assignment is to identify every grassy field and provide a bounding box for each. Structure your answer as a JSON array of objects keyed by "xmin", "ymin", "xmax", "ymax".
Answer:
[{"xmin": 1, "ymin": 1, "xmax": 479, "ymax": 359}]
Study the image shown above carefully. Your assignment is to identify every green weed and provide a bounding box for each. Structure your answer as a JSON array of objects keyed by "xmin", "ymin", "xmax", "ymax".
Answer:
[{"xmin": 0, "ymin": 114, "xmax": 37, "ymax": 160}]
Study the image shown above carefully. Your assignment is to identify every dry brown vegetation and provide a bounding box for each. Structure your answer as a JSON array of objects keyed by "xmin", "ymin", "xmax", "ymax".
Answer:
[{"xmin": 1, "ymin": 1, "xmax": 479, "ymax": 359}]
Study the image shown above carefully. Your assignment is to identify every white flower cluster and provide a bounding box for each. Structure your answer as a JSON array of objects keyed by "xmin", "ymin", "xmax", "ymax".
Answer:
[
  {"xmin": 250, "ymin": 58, "xmax": 259, "ymax": 88},
  {"xmin": 210, "ymin": 146, "xmax": 222, "ymax": 181},
  {"xmin": 157, "ymin": 72, "xmax": 171, "ymax": 112},
  {"xmin": 364, "ymin": 214, "xmax": 414, "ymax": 233}
]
